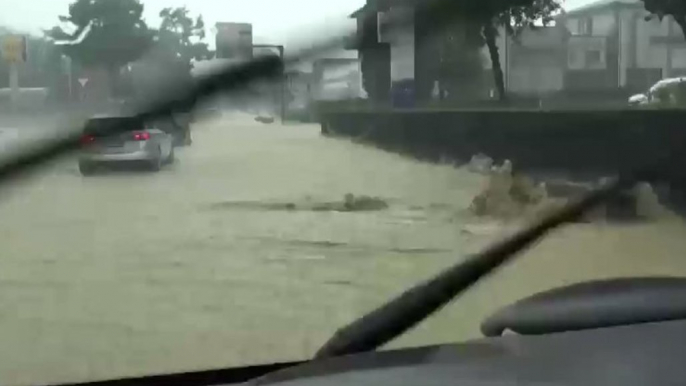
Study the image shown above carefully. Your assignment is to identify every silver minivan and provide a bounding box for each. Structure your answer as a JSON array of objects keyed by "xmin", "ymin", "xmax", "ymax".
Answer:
[{"xmin": 78, "ymin": 114, "xmax": 175, "ymax": 175}]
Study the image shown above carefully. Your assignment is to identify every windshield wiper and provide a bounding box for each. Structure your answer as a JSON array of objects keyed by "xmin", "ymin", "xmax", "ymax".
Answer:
[{"xmin": 314, "ymin": 168, "xmax": 656, "ymax": 358}]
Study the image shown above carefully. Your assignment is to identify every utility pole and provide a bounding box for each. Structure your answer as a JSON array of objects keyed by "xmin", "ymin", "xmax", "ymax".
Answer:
[
  {"xmin": 252, "ymin": 44, "xmax": 286, "ymax": 124},
  {"xmin": 63, "ymin": 55, "xmax": 73, "ymax": 102},
  {"xmin": 9, "ymin": 62, "xmax": 18, "ymax": 111}
]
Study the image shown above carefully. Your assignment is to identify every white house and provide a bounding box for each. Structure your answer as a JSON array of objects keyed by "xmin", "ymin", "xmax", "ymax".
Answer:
[
  {"xmin": 361, "ymin": 1, "xmax": 568, "ymax": 96},
  {"xmin": 516, "ymin": 0, "xmax": 686, "ymax": 92},
  {"xmin": 351, "ymin": 0, "xmax": 686, "ymax": 99}
]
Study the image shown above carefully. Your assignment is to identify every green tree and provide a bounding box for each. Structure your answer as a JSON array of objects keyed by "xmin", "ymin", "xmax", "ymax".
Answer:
[
  {"xmin": 420, "ymin": 0, "xmax": 561, "ymax": 101},
  {"xmin": 642, "ymin": 0, "xmax": 686, "ymax": 36},
  {"xmin": 434, "ymin": 18, "xmax": 488, "ymax": 102},
  {"xmin": 155, "ymin": 6, "xmax": 213, "ymax": 69},
  {"xmin": 484, "ymin": 0, "xmax": 562, "ymax": 100},
  {"xmin": 133, "ymin": 6, "xmax": 212, "ymax": 105},
  {"xmin": 46, "ymin": 0, "xmax": 154, "ymax": 97}
]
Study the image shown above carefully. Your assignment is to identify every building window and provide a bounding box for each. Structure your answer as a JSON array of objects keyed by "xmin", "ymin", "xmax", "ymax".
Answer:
[
  {"xmin": 578, "ymin": 17, "xmax": 593, "ymax": 35},
  {"xmin": 586, "ymin": 49, "xmax": 602, "ymax": 66}
]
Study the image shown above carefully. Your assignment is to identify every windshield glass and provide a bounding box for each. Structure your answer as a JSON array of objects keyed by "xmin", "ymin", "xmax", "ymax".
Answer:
[{"xmin": 3, "ymin": 0, "xmax": 686, "ymax": 384}]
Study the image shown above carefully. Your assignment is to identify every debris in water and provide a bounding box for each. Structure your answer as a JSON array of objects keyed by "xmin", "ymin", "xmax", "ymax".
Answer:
[
  {"xmin": 310, "ymin": 194, "xmax": 388, "ymax": 212},
  {"xmin": 470, "ymin": 159, "xmax": 536, "ymax": 219},
  {"xmin": 207, "ymin": 194, "xmax": 389, "ymax": 213},
  {"xmin": 467, "ymin": 153, "xmax": 494, "ymax": 174},
  {"xmin": 325, "ymin": 279, "xmax": 353, "ymax": 286},
  {"xmin": 468, "ymin": 160, "xmax": 669, "ymax": 223},
  {"xmin": 343, "ymin": 193, "xmax": 389, "ymax": 212},
  {"xmin": 460, "ymin": 222, "xmax": 504, "ymax": 236},
  {"xmin": 207, "ymin": 201, "xmax": 297, "ymax": 211},
  {"xmin": 255, "ymin": 116, "xmax": 275, "ymax": 124}
]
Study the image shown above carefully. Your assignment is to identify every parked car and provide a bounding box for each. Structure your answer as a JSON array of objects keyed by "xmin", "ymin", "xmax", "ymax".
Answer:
[
  {"xmin": 629, "ymin": 77, "xmax": 686, "ymax": 108},
  {"xmin": 78, "ymin": 114, "xmax": 175, "ymax": 176}
]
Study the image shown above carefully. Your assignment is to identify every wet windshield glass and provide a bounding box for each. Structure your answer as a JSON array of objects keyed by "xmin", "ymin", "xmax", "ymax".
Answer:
[{"xmin": 2, "ymin": 0, "xmax": 686, "ymax": 384}]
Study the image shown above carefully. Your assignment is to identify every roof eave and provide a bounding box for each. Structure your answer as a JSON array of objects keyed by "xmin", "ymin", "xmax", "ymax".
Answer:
[{"xmin": 564, "ymin": 0, "xmax": 643, "ymax": 17}]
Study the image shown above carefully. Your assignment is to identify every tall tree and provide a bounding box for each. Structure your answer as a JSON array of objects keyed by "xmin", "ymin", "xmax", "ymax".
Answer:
[
  {"xmin": 155, "ymin": 7, "xmax": 213, "ymax": 69},
  {"xmin": 132, "ymin": 7, "xmax": 212, "ymax": 105},
  {"xmin": 46, "ymin": 0, "xmax": 154, "ymax": 97},
  {"xmin": 642, "ymin": 0, "xmax": 686, "ymax": 37},
  {"xmin": 421, "ymin": 0, "xmax": 562, "ymax": 101},
  {"xmin": 435, "ymin": 18, "xmax": 488, "ymax": 102},
  {"xmin": 482, "ymin": 0, "xmax": 562, "ymax": 100}
]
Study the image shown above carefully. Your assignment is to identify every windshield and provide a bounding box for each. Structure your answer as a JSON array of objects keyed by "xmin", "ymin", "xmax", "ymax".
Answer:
[{"xmin": 3, "ymin": 0, "xmax": 686, "ymax": 384}]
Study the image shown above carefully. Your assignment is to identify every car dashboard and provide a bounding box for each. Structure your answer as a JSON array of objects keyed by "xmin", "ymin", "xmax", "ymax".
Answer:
[
  {"xmin": 243, "ymin": 318, "xmax": 686, "ymax": 386},
  {"xmin": 240, "ymin": 277, "xmax": 686, "ymax": 386}
]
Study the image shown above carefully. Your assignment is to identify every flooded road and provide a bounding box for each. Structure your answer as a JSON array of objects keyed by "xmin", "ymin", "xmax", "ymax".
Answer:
[{"xmin": 1, "ymin": 113, "xmax": 686, "ymax": 385}]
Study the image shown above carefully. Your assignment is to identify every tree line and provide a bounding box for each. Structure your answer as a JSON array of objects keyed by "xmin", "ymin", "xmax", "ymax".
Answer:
[{"xmin": 0, "ymin": 0, "xmax": 212, "ymax": 100}]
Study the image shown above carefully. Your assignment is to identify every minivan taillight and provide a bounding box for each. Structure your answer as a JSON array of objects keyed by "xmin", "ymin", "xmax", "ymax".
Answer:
[
  {"xmin": 132, "ymin": 131, "xmax": 150, "ymax": 141},
  {"xmin": 80, "ymin": 134, "xmax": 95, "ymax": 145}
]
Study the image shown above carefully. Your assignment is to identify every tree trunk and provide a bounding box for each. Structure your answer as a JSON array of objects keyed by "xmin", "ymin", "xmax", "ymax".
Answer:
[{"xmin": 484, "ymin": 24, "xmax": 506, "ymax": 101}]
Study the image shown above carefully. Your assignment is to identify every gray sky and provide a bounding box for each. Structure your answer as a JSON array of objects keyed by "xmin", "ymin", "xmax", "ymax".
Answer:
[
  {"xmin": 0, "ymin": 0, "xmax": 596, "ymax": 47},
  {"xmin": 0, "ymin": 0, "xmax": 363, "ymax": 48}
]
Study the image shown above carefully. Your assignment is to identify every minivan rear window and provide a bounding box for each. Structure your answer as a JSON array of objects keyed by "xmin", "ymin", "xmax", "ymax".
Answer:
[{"xmin": 83, "ymin": 116, "xmax": 141, "ymax": 137}]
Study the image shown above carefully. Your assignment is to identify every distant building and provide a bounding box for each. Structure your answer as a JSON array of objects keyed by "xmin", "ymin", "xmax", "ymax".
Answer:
[
  {"xmin": 348, "ymin": 0, "xmax": 686, "ymax": 104},
  {"xmin": 311, "ymin": 58, "xmax": 365, "ymax": 101},
  {"xmin": 215, "ymin": 22, "xmax": 254, "ymax": 60},
  {"xmin": 561, "ymin": 0, "xmax": 685, "ymax": 91}
]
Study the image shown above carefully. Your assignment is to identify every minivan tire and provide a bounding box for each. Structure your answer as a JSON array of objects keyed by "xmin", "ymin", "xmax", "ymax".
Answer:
[
  {"xmin": 148, "ymin": 148, "xmax": 162, "ymax": 172},
  {"xmin": 79, "ymin": 161, "xmax": 96, "ymax": 176},
  {"xmin": 165, "ymin": 147, "xmax": 175, "ymax": 164}
]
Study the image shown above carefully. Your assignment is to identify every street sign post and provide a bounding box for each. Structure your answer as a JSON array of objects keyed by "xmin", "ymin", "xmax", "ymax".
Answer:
[
  {"xmin": 2, "ymin": 35, "xmax": 27, "ymax": 110},
  {"xmin": 2, "ymin": 35, "xmax": 27, "ymax": 63},
  {"xmin": 77, "ymin": 78, "xmax": 89, "ymax": 102}
]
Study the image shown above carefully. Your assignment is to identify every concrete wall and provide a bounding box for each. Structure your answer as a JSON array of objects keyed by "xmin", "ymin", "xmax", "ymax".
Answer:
[{"xmin": 320, "ymin": 109, "xmax": 686, "ymax": 180}]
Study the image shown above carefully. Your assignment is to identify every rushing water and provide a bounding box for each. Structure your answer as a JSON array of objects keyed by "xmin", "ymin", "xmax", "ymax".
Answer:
[{"xmin": 0, "ymin": 113, "xmax": 685, "ymax": 385}]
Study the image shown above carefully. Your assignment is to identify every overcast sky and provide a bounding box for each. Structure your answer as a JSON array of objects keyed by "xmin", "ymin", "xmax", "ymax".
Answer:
[{"xmin": 0, "ymin": 0, "xmax": 597, "ymax": 47}]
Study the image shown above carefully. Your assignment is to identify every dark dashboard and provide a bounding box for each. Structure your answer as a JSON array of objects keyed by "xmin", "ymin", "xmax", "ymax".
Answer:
[
  {"xmin": 248, "ymin": 318, "xmax": 686, "ymax": 386},
  {"xmin": 244, "ymin": 278, "xmax": 686, "ymax": 386}
]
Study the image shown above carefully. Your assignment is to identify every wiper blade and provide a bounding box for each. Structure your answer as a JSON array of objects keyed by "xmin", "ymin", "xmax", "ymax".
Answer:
[{"xmin": 314, "ymin": 164, "xmax": 664, "ymax": 358}]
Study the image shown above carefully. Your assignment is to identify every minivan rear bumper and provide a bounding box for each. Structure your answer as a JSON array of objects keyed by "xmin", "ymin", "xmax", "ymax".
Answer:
[{"xmin": 79, "ymin": 149, "xmax": 157, "ymax": 163}]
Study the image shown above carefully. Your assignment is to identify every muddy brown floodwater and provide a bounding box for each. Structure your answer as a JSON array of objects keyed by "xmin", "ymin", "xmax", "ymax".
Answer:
[{"xmin": 1, "ymin": 113, "xmax": 686, "ymax": 385}]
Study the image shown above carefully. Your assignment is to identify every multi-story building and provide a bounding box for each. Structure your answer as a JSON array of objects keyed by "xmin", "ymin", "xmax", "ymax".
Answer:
[{"xmin": 348, "ymin": 0, "xmax": 686, "ymax": 100}]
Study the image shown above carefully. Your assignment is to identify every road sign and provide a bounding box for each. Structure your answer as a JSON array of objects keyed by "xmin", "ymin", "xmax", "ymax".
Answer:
[
  {"xmin": 1, "ymin": 35, "xmax": 27, "ymax": 63},
  {"xmin": 78, "ymin": 78, "xmax": 88, "ymax": 87}
]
